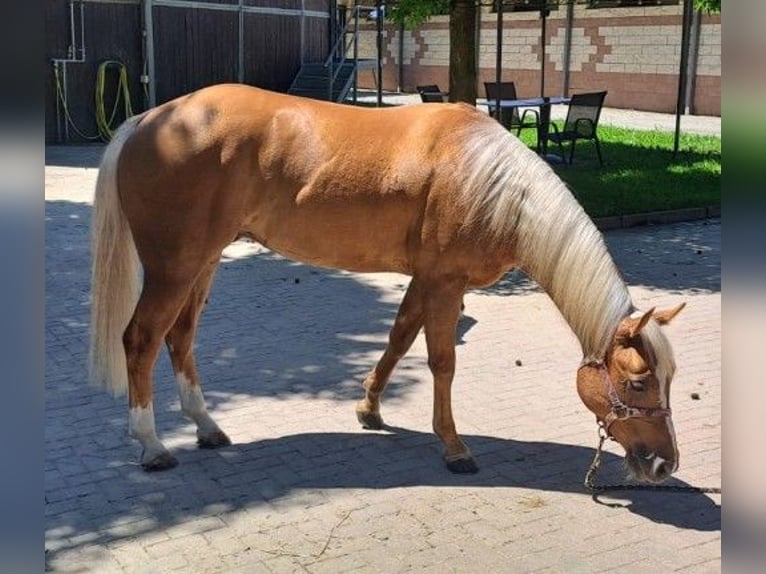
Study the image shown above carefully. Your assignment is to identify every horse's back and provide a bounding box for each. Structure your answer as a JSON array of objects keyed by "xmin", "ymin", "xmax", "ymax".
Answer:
[{"xmin": 117, "ymin": 85, "xmax": 506, "ymax": 275}]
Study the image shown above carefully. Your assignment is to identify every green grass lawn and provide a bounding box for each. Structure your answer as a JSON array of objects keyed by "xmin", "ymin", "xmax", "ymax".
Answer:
[{"xmin": 517, "ymin": 125, "xmax": 721, "ymax": 218}]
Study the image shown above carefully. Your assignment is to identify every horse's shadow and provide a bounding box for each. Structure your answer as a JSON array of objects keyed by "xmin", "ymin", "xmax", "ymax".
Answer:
[
  {"xmin": 45, "ymin": 423, "xmax": 719, "ymax": 567},
  {"xmin": 44, "ymin": 193, "xmax": 720, "ymax": 568},
  {"xmin": 99, "ymin": 425, "xmax": 719, "ymax": 530}
]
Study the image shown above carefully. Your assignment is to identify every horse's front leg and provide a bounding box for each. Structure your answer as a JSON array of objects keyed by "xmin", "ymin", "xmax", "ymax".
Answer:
[
  {"xmin": 356, "ymin": 277, "xmax": 425, "ymax": 429},
  {"xmin": 166, "ymin": 262, "xmax": 230, "ymax": 449},
  {"xmin": 423, "ymin": 277, "xmax": 477, "ymax": 473}
]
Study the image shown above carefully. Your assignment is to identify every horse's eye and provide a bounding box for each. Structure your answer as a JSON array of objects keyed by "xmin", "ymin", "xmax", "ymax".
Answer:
[{"xmin": 628, "ymin": 379, "xmax": 645, "ymax": 392}]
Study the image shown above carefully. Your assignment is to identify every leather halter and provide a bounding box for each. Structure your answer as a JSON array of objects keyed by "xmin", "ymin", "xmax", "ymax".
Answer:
[{"xmin": 580, "ymin": 360, "xmax": 672, "ymax": 437}]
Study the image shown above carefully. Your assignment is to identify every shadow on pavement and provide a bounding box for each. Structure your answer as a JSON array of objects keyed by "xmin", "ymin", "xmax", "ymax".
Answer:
[
  {"xmin": 45, "ymin": 196, "xmax": 720, "ymax": 566},
  {"xmin": 44, "ymin": 427, "xmax": 720, "ymax": 566},
  {"xmin": 480, "ymin": 219, "xmax": 720, "ymax": 298},
  {"xmin": 45, "ymin": 144, "xmax": 106, "ymax": 169},
  {"xmin": 45, "ymin": 199, "xmax": 415, "ymax": 404}
]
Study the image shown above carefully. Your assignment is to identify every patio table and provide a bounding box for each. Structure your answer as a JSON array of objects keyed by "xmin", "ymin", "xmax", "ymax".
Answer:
[{"xmin": 477, "ymin": 96, "xmax": 571, "ymax": 159}]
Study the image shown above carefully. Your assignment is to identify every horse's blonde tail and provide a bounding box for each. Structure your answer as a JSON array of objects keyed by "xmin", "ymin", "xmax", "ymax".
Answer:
[{"xmin": 89, "ymin": 115, "xmax": 143, "ymax": 395}]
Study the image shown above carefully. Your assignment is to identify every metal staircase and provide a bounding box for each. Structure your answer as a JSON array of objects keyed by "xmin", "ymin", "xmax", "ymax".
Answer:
[
  {"xmin": 288, "ymin": 5, "xmax": 376, "ymax": 103},
  {"xmin": 288, "ymin": 61, "xmax": 364, "ymax": 103}
]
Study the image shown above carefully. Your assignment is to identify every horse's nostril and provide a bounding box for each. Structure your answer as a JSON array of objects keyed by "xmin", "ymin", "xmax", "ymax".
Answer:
[{"xmin": 654, "ymin": 460, "xmax": 673, "ymax": 479}]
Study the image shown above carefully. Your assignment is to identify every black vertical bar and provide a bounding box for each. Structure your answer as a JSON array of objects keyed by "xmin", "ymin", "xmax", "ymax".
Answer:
[
  {"xmin": 674, "ymin": 0, "xmax": 693, "ymax": 157},
  {"xmin": 495, "ymin": 0, "xmax": 503, "ymax": 120},
  {"xmin": 399, "ymin": 21, "xmax": 404, "ymax": 92},
  {"xmin": 353, "ymin": 0, "xmax": 359, "ymax": 103},
  {"xmin": 540, "ymin": 6, "xmax": 546, "ymax": 97},
  {"xmin": 376, "ymin": 0, "xmax": 383, "ymax": 106},
  {"xmin": 563, "ymin": 0, "xmax": 574, "ymax": 97},
  {"xmin": 329, "ymin": 0, "xmax": 336, "ymax": 60}
]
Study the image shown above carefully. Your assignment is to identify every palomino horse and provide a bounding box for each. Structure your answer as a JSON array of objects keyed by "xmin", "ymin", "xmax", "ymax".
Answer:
[{"xmin": 90, "ymin": 85, "xmax": 684, "ymax": 480}]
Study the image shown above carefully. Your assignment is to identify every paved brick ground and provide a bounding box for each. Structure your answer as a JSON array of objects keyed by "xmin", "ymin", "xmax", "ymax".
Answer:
[{"xmin": 45, "ymin": 145, "xmax": 720, "ymax": 573}]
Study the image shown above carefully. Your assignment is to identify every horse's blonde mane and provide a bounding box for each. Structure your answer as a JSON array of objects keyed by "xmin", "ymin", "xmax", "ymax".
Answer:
[{"xmin": 457, "ymin": 119, "xmax": 633, "ymax": 361}]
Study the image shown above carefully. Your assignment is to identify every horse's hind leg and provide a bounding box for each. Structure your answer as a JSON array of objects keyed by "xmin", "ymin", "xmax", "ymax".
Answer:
[
  {"xmin": 165, "ymin": 261, "xmax": 230, "ymax": 449},
  {"xmin": 356, "ymin": 277, "xmax": 424, "ymax": 430},
  {"xmin": 124, "ymin": 274, "xmax": 199, "ymax": 471},
  {"xmin": 422, "ymin": 277, "xmax": 476, "ymax": 473}
]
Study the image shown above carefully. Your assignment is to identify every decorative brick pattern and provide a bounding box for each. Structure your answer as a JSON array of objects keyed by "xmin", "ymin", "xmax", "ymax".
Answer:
[
  {"xmin": 549, "ymin": 27, "xmax": 598, "ymax": 73},
  {"xmin": 355, "ymin": 3, "xmax": 720, "ymax": 115},
  {"xmin": 478, "ymin": 25, "xmax": 542, "ymax": 71},
  {"xmin": 597, "ymin": 25, "xmax": 682, "ymax": 75},
  {"xmin": 417, "ymin": 28, "xmax": 451, "ymax": 67}
]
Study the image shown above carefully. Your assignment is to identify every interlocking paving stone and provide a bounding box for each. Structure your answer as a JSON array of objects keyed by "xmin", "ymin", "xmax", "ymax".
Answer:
[{"xmin": 45, "ymin": 145, "xmax": 720, "ymax": 573}]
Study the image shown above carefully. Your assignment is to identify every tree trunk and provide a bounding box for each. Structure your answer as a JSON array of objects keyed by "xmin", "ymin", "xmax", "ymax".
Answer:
[{"xmin": 449, "ymin": 0, "xmax": 477, "ymax": 104}]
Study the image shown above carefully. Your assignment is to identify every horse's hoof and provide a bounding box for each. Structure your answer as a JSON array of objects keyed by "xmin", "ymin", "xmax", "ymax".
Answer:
[
  {"xmin": 197, "ymin": 430, "xmax": 232, "ymax": 449},
  {"xmin": 357, "ymin": 410, "xmax": 384, "ymax": 430},
  {"xmin": 141, "ymin": 451, "xmax": 179, "ymax": 472},
  {"xmin": 445, "ymin": 456, "xmax": 479, "ymax": 474}
]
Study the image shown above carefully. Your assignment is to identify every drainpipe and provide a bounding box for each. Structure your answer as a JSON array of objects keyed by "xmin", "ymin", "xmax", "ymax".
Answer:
[
  {"xmin": 51, "ymin": 1, "xmax": 87, "ymax": 142},
  {"xmin": 143, "ymin": 0, "xmax": 157, "ymax": 107}
]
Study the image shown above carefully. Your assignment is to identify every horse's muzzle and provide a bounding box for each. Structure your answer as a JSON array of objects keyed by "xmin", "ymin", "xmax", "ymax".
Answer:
[{"xmin": 626, "ymin": 448, "xmax": 678, "ymax": 483}]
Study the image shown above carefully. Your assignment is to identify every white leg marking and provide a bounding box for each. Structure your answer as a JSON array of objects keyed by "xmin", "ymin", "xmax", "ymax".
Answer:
[
  {"xmin": 176, "ymin": 373, "xmax": 221, "ymax": 437},
  {"xmin": 129, "ymin": 404, "xmax": 168, "ymax": 461}
]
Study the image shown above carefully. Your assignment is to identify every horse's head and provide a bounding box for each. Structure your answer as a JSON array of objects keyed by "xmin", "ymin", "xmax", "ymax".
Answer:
[{"xmin": 577, "ymin": 303, "xmax": 685, "ymax": 483}]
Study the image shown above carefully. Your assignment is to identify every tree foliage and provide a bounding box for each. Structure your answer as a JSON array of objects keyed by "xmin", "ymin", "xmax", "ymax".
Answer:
[
  {"xmin": 694, "ymin": 0, "xmax": 720, "ymax": 13},
  {"xmin": 387, "ymin": 0, "xmax": 721, "ymax": 25},
  {"xmin": 387, "ymin": 0, "xmax": 450, "ymax": 28}
]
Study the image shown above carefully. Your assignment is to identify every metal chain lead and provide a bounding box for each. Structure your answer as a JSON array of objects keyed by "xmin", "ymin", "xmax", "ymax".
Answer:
[{"xmin": 584, "ymin": 424, "xmax": 722, "ymax": 494}]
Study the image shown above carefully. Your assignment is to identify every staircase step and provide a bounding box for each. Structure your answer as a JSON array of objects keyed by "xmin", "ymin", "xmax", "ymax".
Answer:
[{"xmin": 289, "ymin": 59, "xmax": 363, "ymax": 102}]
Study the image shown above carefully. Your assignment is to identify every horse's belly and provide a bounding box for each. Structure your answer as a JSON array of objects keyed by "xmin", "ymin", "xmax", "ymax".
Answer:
[{"xmin": 244, "ymin": 214, "xmax": 414, "ymax": 274}]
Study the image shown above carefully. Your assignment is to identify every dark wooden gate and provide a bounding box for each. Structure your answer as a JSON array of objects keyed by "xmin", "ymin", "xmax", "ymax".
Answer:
[
  {"xmin": 46, "ymin": 0, "xmax": 332, "ymax": 143},
  {"xmin": 150, "ymin": 1, "xmax": 331, "ymax": 104}
]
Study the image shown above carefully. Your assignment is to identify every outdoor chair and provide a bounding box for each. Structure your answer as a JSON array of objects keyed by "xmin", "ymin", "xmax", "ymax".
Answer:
[
  {"xmin": 484, "ymin": 81, "xmax": 539, "ymax": 136},
  {"xmin": 547, "ymin": 91, "xmax": 607, "ymax": 166},
  {"xmin": 417, "ymin": 84, "xmax": 447, "ymax": 103}
]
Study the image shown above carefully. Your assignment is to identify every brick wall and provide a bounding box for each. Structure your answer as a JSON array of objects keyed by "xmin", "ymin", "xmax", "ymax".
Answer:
[{"xmin": 353, "ymin": 3, "xmax": 720, "ymax": 116}]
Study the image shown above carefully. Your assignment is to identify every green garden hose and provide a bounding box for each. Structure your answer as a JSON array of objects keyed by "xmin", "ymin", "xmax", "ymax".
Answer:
[
  {"xmin": 53, "ymin": 59, "xmax": 135, "ymax": 142},
  {"xmin": 95, "ymin": 60, "xmax": 134, "ymax": 141}
]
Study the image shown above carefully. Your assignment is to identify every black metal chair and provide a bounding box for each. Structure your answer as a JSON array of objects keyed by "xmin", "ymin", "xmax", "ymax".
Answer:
[
  {"xmin": 484, "ymin": 81, "xmax": 539, "ymax": 136},
  {"xmin": 417, "ymin": 84, "xmax": 447, "ymax": 103},
  {"xmin": 547, "ymin": 91, "xmax": 607, "ymax": 166}
]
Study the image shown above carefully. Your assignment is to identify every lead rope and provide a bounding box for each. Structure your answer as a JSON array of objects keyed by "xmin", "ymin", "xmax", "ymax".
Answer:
[{"xmin": 584, "ymin": 424, "xmax": 721, "ymax": 494}]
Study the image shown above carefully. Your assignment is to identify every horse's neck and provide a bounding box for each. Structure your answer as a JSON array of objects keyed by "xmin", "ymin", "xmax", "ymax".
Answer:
[
  {"xmin": 455, "ymin": 122, "xmax": 631, "ymax": 359},
  {"xmin": 511, "ymin": 184, "xmax": 633, "ymax": 361}
]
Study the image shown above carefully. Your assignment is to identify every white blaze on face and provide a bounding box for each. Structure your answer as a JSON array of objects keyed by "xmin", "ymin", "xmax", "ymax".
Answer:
[
  {"xmin": 648, "ymin": 326, "xmax": 679, "ymax": 473},
  {"xmin": 632, "ymin": 312, "xmax": 680, "ymax": 473}
]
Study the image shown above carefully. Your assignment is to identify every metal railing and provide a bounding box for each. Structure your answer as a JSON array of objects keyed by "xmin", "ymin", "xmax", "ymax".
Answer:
[{"xmin": 323, "ymin": 4, "xmax": 374, "ymax": 102}]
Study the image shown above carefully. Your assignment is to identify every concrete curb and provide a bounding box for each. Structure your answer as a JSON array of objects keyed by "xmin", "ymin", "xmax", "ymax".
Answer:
[{"xmin": 593, "ymin": 205, "xmax": 720, "ymax": 231}]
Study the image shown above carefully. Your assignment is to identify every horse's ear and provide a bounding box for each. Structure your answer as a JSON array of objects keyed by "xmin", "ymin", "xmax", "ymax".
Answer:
[
  {"xmin": 629, "ymin": 307, "xmax": 655, "ymax": 338},
  {"xmin": 653, "ymin": 302, "xmax": 686, "ymax": 326}
]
